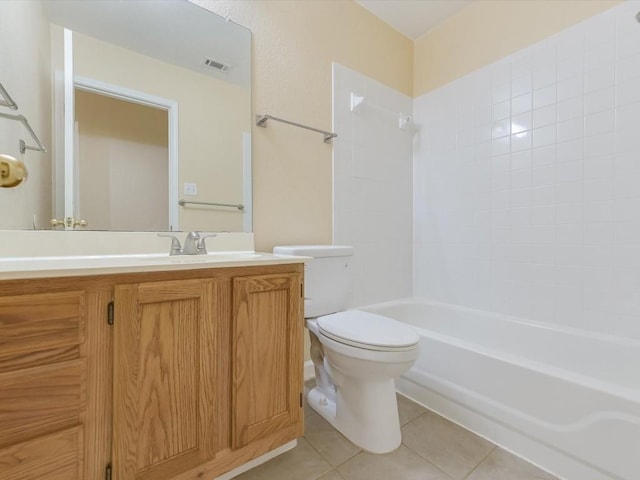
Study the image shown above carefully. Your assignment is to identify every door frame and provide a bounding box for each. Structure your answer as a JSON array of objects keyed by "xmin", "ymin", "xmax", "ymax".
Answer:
[{"xmin": 71, "ymin": 76, "xmax": 179, "ymax": 231}]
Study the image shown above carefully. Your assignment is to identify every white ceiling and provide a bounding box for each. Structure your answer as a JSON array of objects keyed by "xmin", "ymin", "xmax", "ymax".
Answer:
[{"xmin": 354, "ymin": 0, "xmax": 473, "ymax": 40}]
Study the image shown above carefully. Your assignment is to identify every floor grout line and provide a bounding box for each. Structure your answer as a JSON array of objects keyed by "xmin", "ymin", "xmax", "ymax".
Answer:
[{"xmin": 461, "ymin": 445, "xmax": 497, "ymax": 480}]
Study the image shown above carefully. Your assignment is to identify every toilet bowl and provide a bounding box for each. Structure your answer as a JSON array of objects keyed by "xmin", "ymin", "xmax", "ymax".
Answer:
[
  {"xmin": 272, "ymin": 245, "xmax": 419, "ymax": 454},
  {"xmin": 307, "ymin": 311, "xmax": 419, "ymax": 453},
  {"xmin": 273, "ymin": 245, "xmax": 419, "ymax": 453}
]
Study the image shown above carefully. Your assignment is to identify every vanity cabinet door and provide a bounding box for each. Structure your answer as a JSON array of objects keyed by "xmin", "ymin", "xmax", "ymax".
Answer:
[
  {"xmin": 231, "ymin": 273, "xmax": 304, "ymax": 450},
  {"xmin": 112, "ymin": 278, "xmax": 231, "ymax": 480}
]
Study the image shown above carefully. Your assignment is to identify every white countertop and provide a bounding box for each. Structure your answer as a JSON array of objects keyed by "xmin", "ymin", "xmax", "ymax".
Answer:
[
  {"xmin": 0, "ymin": 231, "xmax": 307, "ymax": 280},
  {"xmin": 0, "ymin": 251, "xmax": 306, "ymax": 280}
]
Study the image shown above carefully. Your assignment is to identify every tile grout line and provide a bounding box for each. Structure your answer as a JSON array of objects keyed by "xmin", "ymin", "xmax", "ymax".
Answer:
[
  {"xmin": 399, "ymin": 413, "xmax": 458, "ymax": 480},
  {"xmin": 460, "ymin": 445, "xmax": 498, "ymax": 480}
]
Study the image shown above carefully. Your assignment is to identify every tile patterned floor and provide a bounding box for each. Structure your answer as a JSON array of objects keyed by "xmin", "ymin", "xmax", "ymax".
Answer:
[{"xmin": 234, "ymin": 382, "xmax": 558, "ymax": 480}]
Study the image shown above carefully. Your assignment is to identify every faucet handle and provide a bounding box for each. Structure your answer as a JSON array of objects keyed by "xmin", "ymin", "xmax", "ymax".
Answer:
[
  {"xmin": 158, "ymin": 233, "xmax": 182, "ymax": 255},
  {"xmin": 196, "ymin": 233, "xmax": 217, "ymax": 254}
]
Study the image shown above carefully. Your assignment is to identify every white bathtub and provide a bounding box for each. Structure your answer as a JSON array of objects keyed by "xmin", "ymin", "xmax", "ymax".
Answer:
[{"xmin": 359, "ymin": 298, "xmax": 640, "ymax": 480}]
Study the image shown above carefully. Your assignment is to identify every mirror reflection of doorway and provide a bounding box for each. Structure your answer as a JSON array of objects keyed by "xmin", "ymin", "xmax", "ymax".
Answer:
[{"xmin": 74, "ymin": 89, "xmax": 169, "ymax": 231}]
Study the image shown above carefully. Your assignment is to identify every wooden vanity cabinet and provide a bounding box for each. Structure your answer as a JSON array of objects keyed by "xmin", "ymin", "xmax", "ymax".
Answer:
[{"xmin": 0, "ymin": 263, "xmax": 304, "ymax": 480}]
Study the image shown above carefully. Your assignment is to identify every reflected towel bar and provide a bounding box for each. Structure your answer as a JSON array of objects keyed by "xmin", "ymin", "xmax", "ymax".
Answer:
[
  {"xmin": 0, "ymin": 111, "xmax": 47, "ymax": 153},
  {"xmin": 256, "ymin": 113, "xmax": 338, "ymax": 143},
  {"xmin": 179, "ymin": 199, "xmax": 245, "ymax": 211},
  {"xmin": 0, "ymin": 82, "xmax": 18, "ymax": 110}
]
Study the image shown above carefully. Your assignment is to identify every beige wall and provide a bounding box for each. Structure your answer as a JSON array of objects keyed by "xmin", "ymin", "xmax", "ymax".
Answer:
[
  {"xmin": 75, "ymin": 90, "xmax": 169, "ymax": 231},
  {"xmin": 414, "ymin": 0, "xmax": 622, "ymax": 97},
  {"xmin": 73, "ymin": 32, "xmax": 250, "ymax": 233},
  {"xmin": 0, "ymin": 0, "xmax": 52, "ymax": 229},
  {"xmin": 195, "ymin": 0, "xmax": 413, "ymax": 251}
]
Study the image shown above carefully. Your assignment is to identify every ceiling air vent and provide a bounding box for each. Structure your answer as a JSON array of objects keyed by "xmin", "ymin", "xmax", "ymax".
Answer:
[{"xmin": 203, "ymin": 58, "xmax": 230, "ymax": 72}]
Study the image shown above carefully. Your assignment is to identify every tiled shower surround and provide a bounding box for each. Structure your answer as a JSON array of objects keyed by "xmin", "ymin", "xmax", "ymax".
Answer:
[
  {"xmin": 413, "ymin": 1, "xmax": 640, "ymax": 340},
  {"xmin": 333, "ymin": 63, "xmax": 414, "ymax": 307}
]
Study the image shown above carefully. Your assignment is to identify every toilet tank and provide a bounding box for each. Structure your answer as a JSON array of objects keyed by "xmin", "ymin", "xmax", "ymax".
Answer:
[{"xmin": 273, "ymin": 245, "xmax": 353, "ymax": 318}]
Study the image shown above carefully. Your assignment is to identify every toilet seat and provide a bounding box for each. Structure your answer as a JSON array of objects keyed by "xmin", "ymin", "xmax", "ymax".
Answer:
[{"xmin": 317, "ymin": 310, "xmax": 419, "ymax": 352}]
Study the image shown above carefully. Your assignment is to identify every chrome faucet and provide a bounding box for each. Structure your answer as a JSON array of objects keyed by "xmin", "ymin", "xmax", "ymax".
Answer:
[{"xmin": 158, "ymin": 231, "xmax": 217, "ymax": 255}]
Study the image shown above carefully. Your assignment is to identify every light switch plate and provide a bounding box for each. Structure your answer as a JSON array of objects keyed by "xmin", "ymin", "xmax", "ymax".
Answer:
[{"xmin": 184, "ymin": 182, "xmax": 198, "ymax": 196}]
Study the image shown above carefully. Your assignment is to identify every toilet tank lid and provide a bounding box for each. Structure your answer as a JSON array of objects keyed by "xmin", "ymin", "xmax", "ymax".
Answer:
[{"xmin": 273, "ymin": 245, "xmax": 353, "ymax": 258}]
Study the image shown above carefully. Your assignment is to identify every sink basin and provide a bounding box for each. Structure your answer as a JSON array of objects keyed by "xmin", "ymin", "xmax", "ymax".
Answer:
[{"xmin": 135, "ymin": 252, "xmax": 262, "ymax": 263}]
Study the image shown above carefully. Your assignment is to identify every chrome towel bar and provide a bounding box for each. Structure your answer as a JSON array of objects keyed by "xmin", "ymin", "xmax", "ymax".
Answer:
[
  {"xmin": 0, "ymin": 82, "xmax": 18, "ymax": 110},
  {"xmin": 256, "ymin": 113, "xmax": 338, "ymax": 143},
  {"xmin": 179, "ymin": 199, "xmax": 245, "ymax": 211},
  {"xmin": 0, "ymin": 112, "xmax": 47, "ymax": 153}
]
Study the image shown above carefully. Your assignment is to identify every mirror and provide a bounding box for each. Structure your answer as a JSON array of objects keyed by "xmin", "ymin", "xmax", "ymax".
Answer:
[{"xmin": 0, "ymin": 0, "xmax": 252, "ymax": 232}]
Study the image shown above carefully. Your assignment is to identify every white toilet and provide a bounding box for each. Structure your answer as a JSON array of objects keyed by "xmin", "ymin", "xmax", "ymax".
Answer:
[{"xmin": 273, "ymin": 245, "xmax": 419, "ymax": 454}]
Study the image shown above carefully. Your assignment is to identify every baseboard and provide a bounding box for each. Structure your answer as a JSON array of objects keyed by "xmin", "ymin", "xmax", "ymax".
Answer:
[
  {"xmin": 304, "ymin": 360, "xmax": 315, "ymax": 381},
  {"xmin": 214, "ymin": 440, "xmax": 297, "ymax": 479}
]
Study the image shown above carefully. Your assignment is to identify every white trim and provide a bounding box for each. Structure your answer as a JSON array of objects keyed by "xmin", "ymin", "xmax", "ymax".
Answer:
[
  {"xmin": 72, "ymin": 76, "xmax": 179, "ymax": 231},
  {"xmin": 213, "ymin": 440, "xmax": 297, "ymax": 480},
  {"xmin": 63, "ymin": 29, "xmax": 74, "ymax": 228},
  {"xmin": 242, "ymin": 131, "xmax": 252, "ymax": 232},
  {"xmin": 304, "ymin": 360, "xmax": 315, "ymax": 381}
]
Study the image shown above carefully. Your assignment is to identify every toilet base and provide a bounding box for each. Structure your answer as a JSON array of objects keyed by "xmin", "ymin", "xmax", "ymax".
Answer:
[{"xmin": 307, "ymin": 378, "xmax": 402, "ymax": 454}]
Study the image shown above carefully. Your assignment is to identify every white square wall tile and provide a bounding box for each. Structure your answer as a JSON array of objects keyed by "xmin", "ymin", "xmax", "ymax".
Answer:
[
  {"xmin": 533, "ymin": 165, "xmax": 555, "ymax": 187},
  {"xmin": 532, "ymin": 205, "xmax": 556, "ymax": 225},
  {"xmin": 585, "ymin": 41, "xmax": 615, "ymax": 71},
  {"xmin": 412, "ymin": 2, "xmax": 640, "ymax": 340},
  {"xmin": 584, "ymin": 201, "xmax": 613, "ymax": 223},
  {"xmin": 512, "ymin": 76, "xmax": 532, "ymax": 97},
  {"xmin": 511, "ymin": 112, "xmax": 531, "ymax": 134},
  {"xmin": 557, "ymin": 203, "xmax": 583, "ymax": 224},
  {"xmin": 584, "ymin": 155, "xmax": 614, "ymax": 180},
  {"xmin": 532, "ymin": 145, "xmax": 556, "ymax": 167},
  {"xmin": 511, "ymin": 131, "xmax": 532, "ymax": 152},
  {"xmin": 556, "ymin": 160, "xmax": 583, "ymax": 184},
  {"xmin": 533, "ymin": 64, "xmax": 557, "ymax": 90},
  {"xmin": 492, "ymin": 82, "xmax": 511, "ymax": 104},
  {"xmin": 557, "ymin": 117, "xmax": 584, "ymax": 143},
  {"xmin": 492, "ymin": 100, "xmax": 511, "ymax": 120},
  {"xmin": 584, "ymin": 64, "xmax": 615, "ymax": 92},
  {"xmin": 558, "ymin": 54, "xmax": 584, "ymax": 81},
  {"xmin": 617, "ymin": 32, "xmax": 640, "ymax": 61},
  {"xmin": 511, "ymin": 93, "xmax": 532, "ymax": 116},
  {"xmin": 511, "ymin": 150, "xmax": 532, "ymax": 171},
  {"xmin": 584, "ymin": 179, "xmax": 614, "ymax": 202},
  {"xmin": 584, "ymin": 87, "xmax": 614, "ymax": 115},
  {"xmin": 584, "ymin": 133, "xmax": 614, "ymax": 158},
  {"xmin": 616, "ymin": 52, "xmax": 640, "ymax": 84},
  {"xmin": 557, "ymin": 96, "xmax": 584, "ymax": 122},
  {"xmin": 510, "ymin": 188, "xmax": 532, "ymax": 208},
  {"xmin": 585, "ymin": 109, "xmax": 615, "ymax": 137},
  {"xmin": 584, "ymin": 223, "xmax": 614, "ymax": 246},
  {"xmin": 511, "ymin": 54, "xmax": 533, "ymax": 80},
  {"xmin": 556, "ymin": 182, "xmax": 583, "ymax": 204},
  {"xmin": 557, "ymin": 75, "xmax": 583, "ymax": 101},
  {"xmin": 533, "ymin": 185, "xmax": 556, "ymax": 206},
  {"xmin": 532, "ymin": 125, "xmax": 556, "ymax": 148},
  {"xmin": 533, "ymin": 104, "xmax": 556, "ymax": 129},
  {"xmin": 533, "ymin": 84, "xmax": 556, "ymax": 109}
]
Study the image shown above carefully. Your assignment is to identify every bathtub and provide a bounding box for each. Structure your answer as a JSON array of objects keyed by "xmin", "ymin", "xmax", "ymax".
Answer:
[{"xmin": 358, "ymin": 298, "xmax": 640, "ymax": 480}]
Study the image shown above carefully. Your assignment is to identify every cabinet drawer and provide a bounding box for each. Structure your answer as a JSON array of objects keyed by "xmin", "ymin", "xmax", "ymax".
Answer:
[
  {"xmin": 0, "ymin": 426, "xmax": 83, "ymax": 480},
  {"xmin": 0, "ymin": 360, "xmax": 85, "ymax": 447},
  {"xmin": 0, "ymin": 291, "xmax": 85, "ymax": 372}
]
